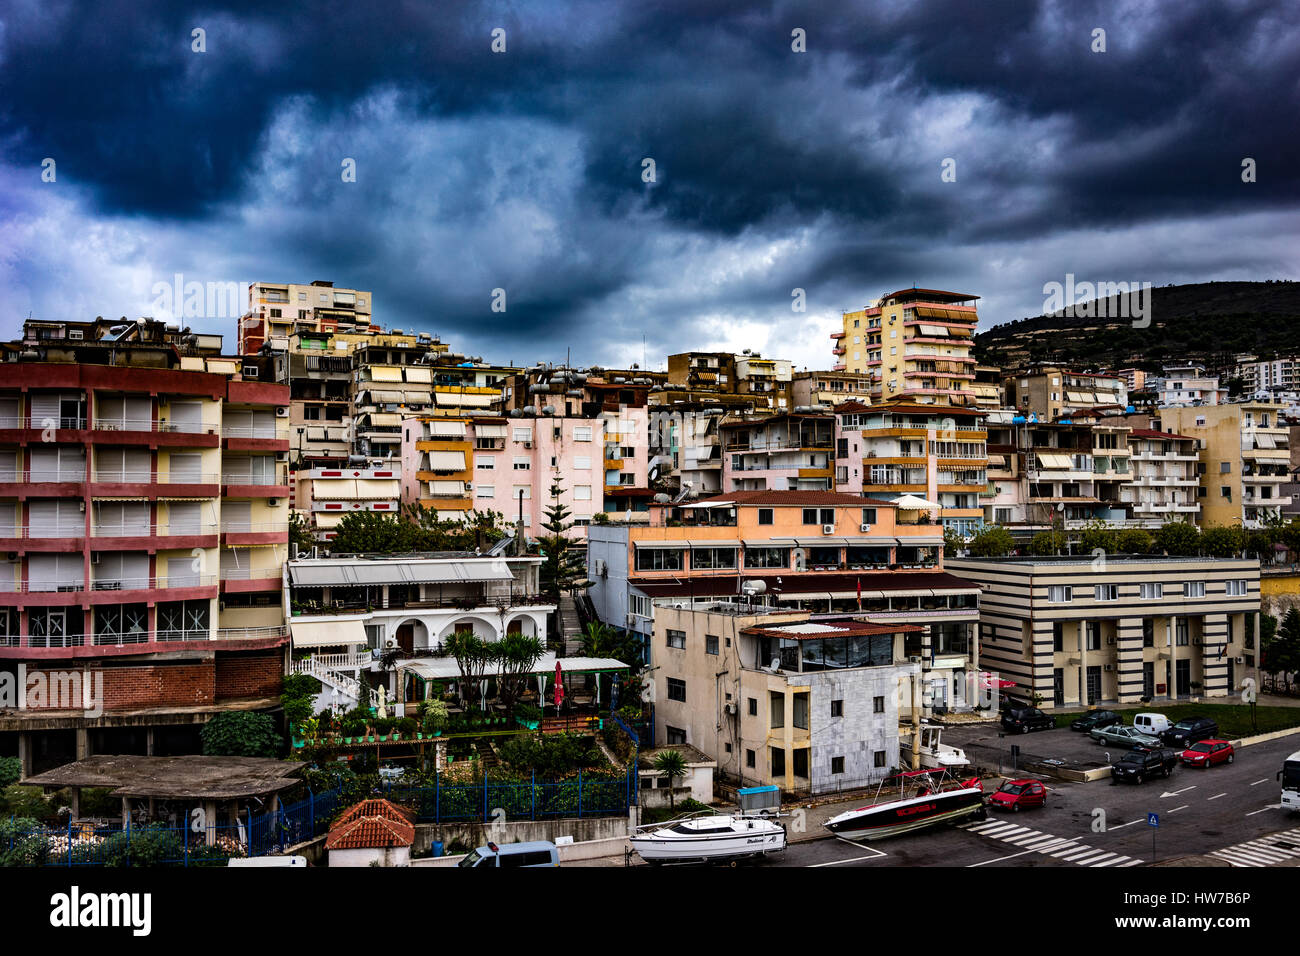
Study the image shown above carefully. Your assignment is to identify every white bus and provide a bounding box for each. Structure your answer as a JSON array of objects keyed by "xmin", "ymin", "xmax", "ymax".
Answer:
[{"xmin": 1281, "ymin": 751, "xmax": 1300, "ymax": 814}]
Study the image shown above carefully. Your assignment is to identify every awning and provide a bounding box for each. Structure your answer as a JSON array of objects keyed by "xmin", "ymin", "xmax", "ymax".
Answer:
[
  {"xmin": 1036, "ymin": 452, "xmax": 1073, "ymax": 470},
  {"xmin": 368, "ymin": 390, "xmax": 405, "ymax": 404},
  {"xmin": 289, "ymin": 560, "xmax": 515, "ymax": 587},
  {"xmin": 633, "ymin": 542, "xmax": 684, "ymax": 550},
  {"xmin": 425, "ymin": 450, "xmax": 466, "ymax": 470},
  {"xmin": 369, "ymin": 413, "xmax": 403, "ymax": 427},
  {"xmin": 401, "ymin": 653, "xmax": 626, "ymax": 682},
  {"xmin": 893, "ymin": 494, "xmax": 940, "ymax": 509},
  {"xmin": 306, "ymin": 427, "xmax": 327, "ymax": 441},
  {"xmin": 917, "ymin": 324, "xmax": 950, "ymax": 337},
  {"xmin": 290, "ymin": 618, "xmax": 368, "ymax": 649},
  {"xmin": 475, "ymin": 423, "xmax": 507, "ymax": 438},
  {"xmin": 841, "ymin": 536, "xmax": 899, "ymax": 546},
  {"xmin": 896, "ymin": 536, "xmax": 944, "ymax": 547},
  {"xmin": 426, "ymin": 421, "xmax": 467, "ymax": 438},
  {"xmin": 368, "ymin": 366, "xmax": 403, "ymax": 383},
  {"xmin": 404, "ymin": 367, "xmax": 432, "ymax": 384},
  {"xmin": 794, "ymin": 537, "xmax": 847, "ymax": 547},
  {"xmin": 206, "ymin": 360, "xmax": 238, "ymax": 375},
  {"xmin": 402, "ymin": 387, "xmax": 433, "ymax": 403},
  {"xmin": 313, "ymin": 513, "xmax": 346, "ymax": 528},
  {"xmin": 742, "ymin": 540, "xmax": 787, "ymax": 549},
  {"xmin": 429, "ymin": 480, "xmax": 466, "ymax": 495},
  {"xmin": 437, "ymin": 391, "xmax": 494, "ymax": 407},
  {"xmin": 685, "ymin": 540, "xmax": 738, "ymax": 549},
  {"xmin": 1066, "ymin": 391, "xmax": 1091, "ymax": 403},
  {"xmin": 354, "ymin": 479, "xmax": 398, "ymax": 498}
]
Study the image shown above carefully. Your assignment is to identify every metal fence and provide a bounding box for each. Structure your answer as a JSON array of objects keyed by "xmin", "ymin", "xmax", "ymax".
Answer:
[
  {"xmin": 381, "ymin": 769, "xmax": 636, "ymax": 823},
  {"xmin": 1, "ymin": 785, "xmax": 344, "ymax": 868}
]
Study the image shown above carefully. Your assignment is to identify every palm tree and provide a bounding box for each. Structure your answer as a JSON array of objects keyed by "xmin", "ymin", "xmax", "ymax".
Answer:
[{"xmin": 652, "ymin": 749, "xmax": 688, "ymax": 810}]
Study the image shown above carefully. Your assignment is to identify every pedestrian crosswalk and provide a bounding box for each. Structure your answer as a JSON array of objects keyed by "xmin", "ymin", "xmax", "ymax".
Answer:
[
  {"xmin": 1207, "ymin": 827, "xmax": 1300, "ymax": 867},
  {"xmin": 959, "ymin": 819, "xmax": 1144, "ymax": 867}
]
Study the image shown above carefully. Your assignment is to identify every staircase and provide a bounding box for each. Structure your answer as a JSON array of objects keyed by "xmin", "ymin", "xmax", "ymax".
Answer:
[
  {"xmin": 292, "ymin": 655, "xmax": 375, "ymax": 712},
  {"xmin": 558, "ymin": 594, "xmax": 584, "ymax": 656}
]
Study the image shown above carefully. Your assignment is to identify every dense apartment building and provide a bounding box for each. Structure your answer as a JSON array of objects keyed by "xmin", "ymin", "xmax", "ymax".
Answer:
[
  {"xmin": 835, "ymin": 401, "xmax": 988, "ymax": 536},
  {"xmin": 1003, "ymin": 367, "xmax": 1127, "ymax": 421},
  {"xmin": 790, "ymin": 370, "xmax": 874, "ymax": 410},
  {"xmin": 239, "ymin": 280, "xmax": 373, "ymax": 355},
  {"xmin": 646, "ymin": 403, "xmax": 726, "ymax": 499},
  {"xmin": 1161, "ymin": 402, "xmax": 1291, "ymax": 528},
  {"xmin": 0, "ymin": 319, "xmax": 290, "ymax": 775},
  {"xmin": 1234, "ymin": 357, "xmax": 1300, "ymax": 398},
  {"xmin": 651, "ymin": 604, "xmax": 917, "ymax": 794},
  {"xmin": 586, "ymin": 490, "xmax": 981, "ymax": 714},
  {"xmin": 1156, "ymin": 364, "xmax": 1226, "ymax": 407},
  {"xmin": 666, "ymin": 351, "xmax": 793, "ymax": 412},
  {"xmin": 837, "ymin": 288, "xmax": 980, "ymax": 406},
  {"xmin": 721, "ymin": 412, "xmax": 835, "ymax": 493},
  {"xmin": 951, "ymin": 556, "xmax": 1260, "ymax": 708}
]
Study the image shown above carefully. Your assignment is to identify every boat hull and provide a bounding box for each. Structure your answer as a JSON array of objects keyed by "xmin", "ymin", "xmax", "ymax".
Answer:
[
  {"xmin": 823, "ymin": 787, "xmax": 984, "ymax": 841},
  {"xmin": 630, "ymin": 825, "xmax": 786, "ymax": 863}
]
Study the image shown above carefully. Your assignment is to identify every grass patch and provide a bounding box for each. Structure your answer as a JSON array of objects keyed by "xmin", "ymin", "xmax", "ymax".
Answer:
[{"xmin": 1052, "ymin": 703, "xmax": 1300, "ymax": 738}]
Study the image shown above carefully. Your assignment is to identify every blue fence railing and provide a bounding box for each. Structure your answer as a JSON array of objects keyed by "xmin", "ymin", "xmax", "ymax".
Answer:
[{"xmin": 381, "ymin": 769, "xmax": 636, "ymax": 823}]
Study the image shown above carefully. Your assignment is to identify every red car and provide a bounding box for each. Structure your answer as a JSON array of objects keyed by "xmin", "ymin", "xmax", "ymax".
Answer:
[
  {"xmin": 987, "ymin": 779, "xmax": 1047, "ymax": 812},
  {"xmin": 1181, "ymin": 739, "xmax": 1235, "ymax": 768}
]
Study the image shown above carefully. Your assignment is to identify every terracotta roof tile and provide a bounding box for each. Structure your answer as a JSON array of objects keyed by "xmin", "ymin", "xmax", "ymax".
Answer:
[{"xmin": 325, "ymin": 798, "xmax": 416, "ymax": 851}]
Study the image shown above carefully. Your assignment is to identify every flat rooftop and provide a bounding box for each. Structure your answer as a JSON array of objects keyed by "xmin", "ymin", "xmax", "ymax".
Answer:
[{"xmin": 24, "ymin": 755, "xmax": 302, "ymax": 800}]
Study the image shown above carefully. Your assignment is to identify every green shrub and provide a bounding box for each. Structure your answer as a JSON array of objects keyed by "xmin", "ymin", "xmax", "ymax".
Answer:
[
  {"xmin": 967, "ymin": 525, "xmax": 1014, "ymax": 557},
  {"xmin": 1115, "ymin": 528, "xmax": 1153, "ymax": 553},
  {"xmin": 201, "ymin": 711, "xmax": 281, "ymax": 757},
  {"xmin": 0, "ymin": 757, "xmax": 21, "ymax": 788}
]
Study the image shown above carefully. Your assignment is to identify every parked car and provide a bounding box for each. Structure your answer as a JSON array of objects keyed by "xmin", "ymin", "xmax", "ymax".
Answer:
[
  {"xmin": 1111, "ymin": 747, "xmax": 1180, "ymax": 784},
  {"xmin": 1160, "ymin": 716, "xmax": 1220, "ymax": 749},
  {"xmin": 1070, "ymin": 710, "xmax": 1122, "ymax": 733},
  {"xmin": 1001, "ymin": 707, "xmax": 1055, "ymax": 734},
  {"xmin": 1133, "ymin": 713, "xmax": 1171, "ymax": 736},
  {"xmin": 458, "ymin": 841, "xmax": 560, "ymax": 868},
  {"xmin": 1090, "ymin": 724, "xmax": 1161, "ymax": 748},
  {"xmin": 1182, "ymin": 739, "xmax": 1235, "ymax": 768},
  {"xmin": 988, "ymin": 778, "xmax": 1047, "ymax": 812}
]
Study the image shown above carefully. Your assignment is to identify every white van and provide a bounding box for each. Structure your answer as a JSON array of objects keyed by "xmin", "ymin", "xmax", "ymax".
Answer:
[
  {"xmin": 1133, "ymin": 713, "xmax": 1171, "ymax": 736},
  {"xmin": 458, "ymin": 841, "xmax": 559, "ymax": 868}
]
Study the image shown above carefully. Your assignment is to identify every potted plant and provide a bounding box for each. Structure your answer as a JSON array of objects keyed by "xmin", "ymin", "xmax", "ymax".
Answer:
[
  {"xmin": 418, "ymin": 699, "xmax": 448, "ymax": 737},
  {"xmin": 398, "ymin": 717, "xmax": 418, "ymax": 740},
  {"xmin": 515, "ymin": 703, "xmax": 542, "ymax": 730}
]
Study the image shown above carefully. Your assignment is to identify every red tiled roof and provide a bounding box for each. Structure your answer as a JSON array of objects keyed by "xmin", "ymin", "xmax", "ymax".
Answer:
[
  {"xmin": 325, "ymin": 799, "xmax": 416, "ymax": 851},
  {"xmin": 684, "ymin": 490, "xmax": 900, "ymax": 507},
  {"xmin": 629, "ymin": 570, "xmax": 980, "ymax": 597}
]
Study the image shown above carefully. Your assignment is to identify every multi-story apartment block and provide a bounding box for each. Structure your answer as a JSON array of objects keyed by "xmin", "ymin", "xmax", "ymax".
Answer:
[
  {"xmin": 0, "ymin": 320, "xmax": 290, "ymax": 775},
  {"xmin": 1116, "ymin": 428, "xmax": 1201, "ymax": 527},
  {"xmin": 1233, "ymin": 357, "xmax": 1300, "ymax": 399},
  {"xmin": 790, "ymin": 370, "xmax": 874, "ymax": 410},
  {"xmin": 1116, "ymin": 368, "xmax": 1147, "ymax": 393},
  {"xmin": 666, "ymin": 352, "xmax": 791, "ymax": 412},
  {"xmin": 951, "ymin": 555, "xmax": 1260, "ymax": 708},
  {"xmin": 721, "ymin": 413, "xmax": 835, "ymax": 493},
  {"xmin": 1156, "ymin": 364, "xmax": 1226, "ymax": 407},
  {"xmin": 297, "ymin": 461, "xmax": 403, "ymax": 542},
  {"xmin": 838, "ymin": 289, "xmax": 980, "ymax": 406},
  {"xmin": 1012, "ymin": 419, "xmax": 1118, "ymax": 529},
  {"xmin": 835, "ymin": 402, "xmax": 988, "ymax": 535},
  {"xmin": 1161, "ymin": 403, "xmax": 1291, "ymax": 528},
  {"xmin": 646, "ymin": 403, "xmax": 726, "ymax": 499},
  {"xmin": 1003, "ymin": 367, "xmax": 1128, "ymax": 421},
  {"xmin": 651, "ymin": 604, "xmax": 918, "ymax": 794},
  {"xmin": 972, "ymin": 365, "xmax": 1006, "ymax": 411},
  {"xmin": 586, "ymin": 490, "xmax": 981, "ymax": 713},
  {"xmin": 239, "ymin": 280, "xmax": 373, "ymax": 355}
]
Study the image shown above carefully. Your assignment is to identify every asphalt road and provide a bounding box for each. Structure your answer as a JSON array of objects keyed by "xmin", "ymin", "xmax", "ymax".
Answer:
[{"xmin": 773, "ymin": 734, "xmax": 1300, "ymax": 868}]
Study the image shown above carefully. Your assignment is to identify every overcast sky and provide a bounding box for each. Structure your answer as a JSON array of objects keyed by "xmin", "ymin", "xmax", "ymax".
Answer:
[{"xmin": 2, "ymin": 0, "xmax": 1298, "ymax": 371}]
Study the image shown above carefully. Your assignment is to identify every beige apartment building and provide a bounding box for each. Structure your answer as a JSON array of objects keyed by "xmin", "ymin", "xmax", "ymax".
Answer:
[
  {"xmin": 240, "ymin": 280, "xmax": 373, "ymax": 354},
  {"xmin": 1003, "ymin": 367, "xmax": 1127, "ymax": 421},
  {"xmin": 950, "ymin": 556, "xmax": 1260, "ymax": 708}
]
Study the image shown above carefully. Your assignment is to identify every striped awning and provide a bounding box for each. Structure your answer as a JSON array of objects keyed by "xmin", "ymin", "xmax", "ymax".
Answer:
[{"xmin": 290, "ymin": 618, "xmax": 369, "ymax": 649}]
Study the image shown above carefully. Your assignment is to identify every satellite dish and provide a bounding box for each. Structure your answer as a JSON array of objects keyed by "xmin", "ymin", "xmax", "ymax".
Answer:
[{"xmin": 769, "ymin": 658, "xmax": 781, "ymax": 671}]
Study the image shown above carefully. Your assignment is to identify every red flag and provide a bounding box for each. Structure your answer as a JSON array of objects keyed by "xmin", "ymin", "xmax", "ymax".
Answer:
[
  {"xmin": 856, "ymin": 576, "xmax": 861, "ymax": 611},
  {"xmin": 554, "ymin": 660, "xmax": 565, "ymax": 709}
]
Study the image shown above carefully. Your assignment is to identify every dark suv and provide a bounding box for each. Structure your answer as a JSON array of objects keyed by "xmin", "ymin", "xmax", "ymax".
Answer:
[
  {"xmin": 1111, "ymin": 747, "xmax": 1179, "ymax": 784},
  {"xmin": 1001, "ymin": 707, "xmax": 1055, "ymax": 734},
  {"xmin": 1069, "ymin": 710, "xmax": 1122, "ymax": 733},
  {"xmin": 1159, "ymin": 717, "xmax": 1219, "ymax": 749}
]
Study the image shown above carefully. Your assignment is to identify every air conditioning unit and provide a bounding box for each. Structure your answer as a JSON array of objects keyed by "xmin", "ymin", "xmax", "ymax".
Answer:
[
  {"xmin": 1192, "ymin": 637, "xmax": 1203, "ymax": 646},
  {"xmin": 860, "ymin": 523, "xmax": 871, "ymax": 533},
  {"xmin": 626, "ymin": 613, "xmax": 637, "ymax": 625},
  {"xmin": 724, "ymin": 702, "xmax": 737, "ymax": 716},
  {"xmin": 822, "ymin": 524, "xmax": 836, "ymax": 535},
  {"xmin": 268, "ymin": 498, "xmax": 281, "ymax": 507},
  {"xmin": 275, "ymin": 406, "xmax": 290, "ymax": 418},
  {"xmin": 523, "ymin": 441, "xmax": 533, "ymax": 449},
  {"xmin": 275, "ymin": 451, "xmax": 289, "ymax": 462},
  {"xmin": 1106, "ymin": 636, "xmax": 1116, "ymax": 645},
  {"xmin": 1234, "ymin": 656, "xmax": 1245, "ymax": 664},
  {"xmin": 1103, "ymin": 663, "xmax": 1115, "ymax": 672}
]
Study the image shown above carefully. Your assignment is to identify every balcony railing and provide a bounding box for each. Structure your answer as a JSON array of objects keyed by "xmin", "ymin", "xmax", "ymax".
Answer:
[
  {"xmin": 219, "ymin": 568, "xmax": 282, "ymax": 581},
  {"xmin": 90, "ymin": 418, "xmax": 212, "ymax": 434},
  {"xmin": 0, "ymin": 416, "xmax": 86, "ymax": 430},
  {"xmin": 223, "ymin": 425, "xmax": 282, "ymax": 439},
  {"xmin": 87, "ymin": 470, "xmax": 221, "ymax": 484},
  {"xmin": 221, "ymin": 472, "xmax": 287, "ymax": 485},
  {"xmin": 220, "ymin": 522, "xmax": 286, "ymax": 533}
]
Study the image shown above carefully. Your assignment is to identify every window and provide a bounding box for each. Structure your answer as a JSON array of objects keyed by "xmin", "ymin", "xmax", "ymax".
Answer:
[
  {"xmin": 1140, "ymin": 582, "xmax": 1163, "ymax": 600},
  {"xmin": 1086, "ymin": 622, "xmax": 1102, "ymax": 651},
  {"xmin": 513, "ymin": 427, "xmax": 533, "ymax": 442},
  {"xmin": 758, "ymin": 508, "xmax": 774, "ymax": 525},
  {"xmin": 831, "ymin": 699, "xmax": 843, "ymax": 717},
  {"xmin": 635, "ymin": 548, "xmax": 683, "ymax": 572},
  {"xmin": 1220, "ymin": 486, "xmax": 1232, "ymax": 501},
  {"xmin": 744, "ymin": 547, "xmax": 788, "ymax": 569},
  {"xmin": 1094, "ymin": 584, "xmax": 1118, "ymax": 602},
  {"xmin": 792, "ymin": 749, "xmax": 808, "ymax": 779},
  {"xmin": 769, "ymin": 691, "xmax": 784, "ymax": 729},
  {"xmin": 874, "ymin": 751, "xmax": 887, "ymax": 768},
  {"xmin": 1225, "ymin": 580, "xmax": 1247, "ymax": 596},
  {"xmin": 629, "ymin": 593, "xmax": 652, "ymax": 619},
  {"xmin": 747, "ymin": 697, "xmax": 758, "ymax": 716},
  {"xmin": 666, "ymin": 629, "xmax": 686, "ymax": 650},
  {"xmin": 1048, "ymin": 585, "xmax": 1071, "ymax": 603},
  {"xmin": 1175, "ymin": 618, "xmax": 1189, "ymax": 646},
  {"xmin": 512, "ymin": 457, "xmax": 530, "ymax": 470},
  {"xmin": 802, "ymin": 508, "xmax": 819, "ymax": 525},
  {"xmin": 1220, "ymin": 461, "xmax": 1231, "ymax": 473},
  {"xmin": 574, "ymin": 485, "xmax": 592, "ymax": 500},
  {"xmin": 770, "ymin": 747, "xmax": 786, "ymax": 777},
  {"xmin": 1184, "ymin": 581, "xmax": 1206, "ymax": 598},
  {"xmin": 692, "ymin": 547, "xmax": 737, "ymax": 570},
  {"xmin": 706, "ymin": 634, "xmax": 719, "ymax": 655},
  {"xmin": 792, "ymin": 693, "xmax": 809, "ymax": 730},
  {"xmin": 1142, "ymin": 619, "xmax": 1155, "ymax": 647},
  {"xmin": 665, "ymin": 726, "xmax": 686, "ymax": 745},
  {"xmin": 1052, "ymin": 622, "xmax": 1064, "ymax": 652},
  {"xmin": 746, "ymin": 749, "xmax": 756, "ymax": 769},
  {"xmin": 803, "ymin": 507, "xmax": 833, "ymax": 525},
  {"xmin": 573, "ymin": 426, "xmax": 593, "ymax": 441},
  {"xmin": 861, "ymin": 508, "xmax": 877, "ymax": 525},
  {"xmin": 831, "ymin": 756, "xmax": 845, "ymax": 775},
  {"xmin": 475, "ymin": 486, "xmax": 494, "ymax": 498},
  {"xmin": 666, "ymin": 678, "xmax": 686, "ymax": 702},
  {"xmin": 574, "ymin": 456, "xmax": 591, "ymax": 470},
  {"xmin": 873, "ymin": 695, "xmax": 885, "ymax": 714}
]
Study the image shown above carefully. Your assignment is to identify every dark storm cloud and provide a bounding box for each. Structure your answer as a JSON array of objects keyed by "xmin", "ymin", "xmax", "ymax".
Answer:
[{"xmin": 1, "ymin": 0, "xmax": 1298, "ymax": 362}]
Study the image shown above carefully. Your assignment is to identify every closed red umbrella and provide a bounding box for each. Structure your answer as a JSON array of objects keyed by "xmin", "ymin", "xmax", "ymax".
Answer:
[{"xmin": 554, "ymin": 660, "xmax": 565, "ymax": 710}]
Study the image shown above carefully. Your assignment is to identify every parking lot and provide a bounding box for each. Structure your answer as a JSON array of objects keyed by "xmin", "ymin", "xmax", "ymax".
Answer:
[{"xmin": 944, "ymin": 721, "xmax": 1121, "ymax": 776}]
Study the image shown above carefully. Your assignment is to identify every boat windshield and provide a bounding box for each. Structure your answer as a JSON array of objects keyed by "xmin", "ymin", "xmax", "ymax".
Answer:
[{"xmin": 670, "ymin": 821, "xmax": 734, "ymax": 834}]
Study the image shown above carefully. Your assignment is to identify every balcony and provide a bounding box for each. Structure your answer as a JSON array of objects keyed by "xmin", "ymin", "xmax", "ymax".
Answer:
[
  {"xmin": 0, "ymin": 573, "xmax": 219, "ymax": 596},
  {"xmin": 219, "ymin": 567, "xmax": 284, "ymax": 593}
]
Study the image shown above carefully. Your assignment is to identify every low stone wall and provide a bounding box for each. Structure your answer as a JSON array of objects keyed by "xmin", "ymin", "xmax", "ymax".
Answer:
[{"xmin": 410, "ymin": 811, "xmax": 635, "ymax": 856}]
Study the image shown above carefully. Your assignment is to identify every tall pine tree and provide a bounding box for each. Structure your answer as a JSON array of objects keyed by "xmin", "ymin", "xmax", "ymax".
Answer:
[{"xmin": 537, "ymin": 478, "xmax": 591, "ymax": 626}]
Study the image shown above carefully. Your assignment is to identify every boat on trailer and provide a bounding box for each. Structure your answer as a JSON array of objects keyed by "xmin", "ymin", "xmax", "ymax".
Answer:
[
  {"xmin": 823, "ymin": 768, "xmax": 985, "ymax": 841},
  {"xmin": 630, "ymin": 810, "xmax": 787, "ymax": 865}
]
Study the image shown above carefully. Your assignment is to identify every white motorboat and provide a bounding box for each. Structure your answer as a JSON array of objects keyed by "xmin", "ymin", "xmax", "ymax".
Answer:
[
  {"xmin": 823, "ymin": 768, "xmax": 985, "ymax": 841},
  {"xmin": 899, "ymin": 724, "xmax": 970, "ymax": 770},
  {"xmin": 630, "ymin": 811, "xmax": 787, "ymax": 865}
]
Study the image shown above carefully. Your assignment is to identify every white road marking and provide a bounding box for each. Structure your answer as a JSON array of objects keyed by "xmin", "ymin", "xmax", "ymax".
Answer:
[
  {"xmin": 1159, "ymin": 786, "xmax": 1196, "ymax": 798},
  {"xmin": 1246, "ymin": 805, "xmax": 1281, "ymax": 816},
  {"xmin": 1118, "ymin": 859, "xmax": 1144, "ymax": 867},
  {"xmin": 966, "ymin": 847, "xmax": 1040, "ymax": 867},
  {"xmin": 1069, "ymin": 850, "xmax": 1112, "ymax": 865},
  {"xmin": 1048, "ymin": 843, "xmax": 1084, "ymax": 857},
  {"xmin": 1168, "ymin": 805, "xmax": 1188, "ymax": 813},
  {"xmin": 809, "ymin": 853, "xmax": 887, "ymax": 867},
  {"xmin": 1086, "ymin": 853, "xmax": 1121, "ymax": 866},
  {"xmin": 1207, "ymin": 793, "xmax": 1227, "ymax": 801},
  {"xmin": 1250, "ymin": 778, "xmax": 1270, "ymax": 786},
  {"xmin": 1109, "ymin": 819, "xmax": 1144, "ymax": 830}
]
